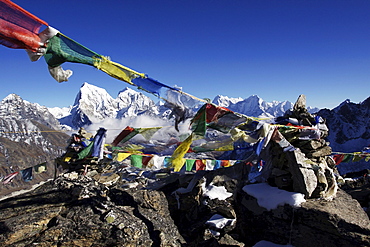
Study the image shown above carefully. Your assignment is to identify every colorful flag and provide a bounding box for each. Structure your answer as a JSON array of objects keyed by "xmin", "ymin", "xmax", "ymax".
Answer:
[
  {"xmin": 93, "ymin": 56, "xmax": 145, "ymax": 85},
  {"xmin": 138, "ymin": 127, "xmax": 162, "ymax": 141},
  {"xmin": 191, "ymin": 105, "xmax": 207, "ymax": 137},
  {"xmin": 20, "ymin": 167, "xmax": 33, "ymax": 182},
  {"xmin": 112, "ymin": 126, "xmax": 139, "ymax": 146},
  {"xmin": 77, "ymin": 141, "xmax": 94, "ymax": 160},
  {"xmin": 115, "ymin": 152, "xmax": 132, "ymax": 162},
  {"xmin": 132, "ymin": 76, "xmax": 177, "ymax": 96},
  {"xmin": 91, "ymin": 128, "xmax": 107, "ymax": 160},
  {"xmin": 185, "ymin": 159, "xmax": 196, "ymax": 171},
  {"xmin": 34, "ymin": 162, "xmax": 47, "ymax": 173},
  {"xmin": 171, "ymin": 134, "xmax": 194, "ymax": 172},
  {"xmin": 131, "ymin": 154, "xmax": 143, "ymax": 168},
  {"xmin": 195, "ymin": 159, "xmax": 206, "ymax": 171},
  {"xmin": 2, "ymin": 171, "xmax": 19, "ymax": 184},
  {"xmin": 0, "ymin": 0, "xmax": 48, "ymax": 51}
]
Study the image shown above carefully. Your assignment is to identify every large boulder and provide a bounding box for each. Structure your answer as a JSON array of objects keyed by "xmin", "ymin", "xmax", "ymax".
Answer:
[{"xmin": 0, "ymin": 174, "xmax": 185, "ymax": 247}]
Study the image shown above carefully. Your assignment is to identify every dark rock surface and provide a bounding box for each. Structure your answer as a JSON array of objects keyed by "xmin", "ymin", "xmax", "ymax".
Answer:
[{"xmin": 0, "ymin": 163, "xmax": 369, "ymax": 247}]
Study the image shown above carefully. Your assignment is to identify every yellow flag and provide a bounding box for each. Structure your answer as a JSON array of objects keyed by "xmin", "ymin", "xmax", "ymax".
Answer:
[
  {"xmin": 93, "ymin": 56, "xmax": 145, "ymax": 84},
  {"xmin": 139, "ymin": 127, "xmax": 162, "ymax": 140},
  {"xmin": 171, "ymin": 134, "xmax": 194, "ymax": 172},
  {"xmin": 115, "ymin": 152, "xmax": 132, "ymax": 162}
]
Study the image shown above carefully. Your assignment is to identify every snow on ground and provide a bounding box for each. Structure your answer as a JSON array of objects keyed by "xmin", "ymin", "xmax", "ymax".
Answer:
[
  {"xmin": 201, "ymin": 181, "xmax": 233, "ymax": 200},
  {"xmin": 242, "ymin": 182, "xmax": 306, "ymax": 211}
]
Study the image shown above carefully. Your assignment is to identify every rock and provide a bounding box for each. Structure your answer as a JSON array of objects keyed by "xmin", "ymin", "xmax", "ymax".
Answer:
[
  {"xmin": 0, "ymin": 165, "xmax": 369, "ymax": 247},
  {"xmin": 236, "ymin": 188, "xmax": 370, "ymax": 247},
  {"xmin": 0, "ymin": 175, "xmax": 185, "ymax": 247}
]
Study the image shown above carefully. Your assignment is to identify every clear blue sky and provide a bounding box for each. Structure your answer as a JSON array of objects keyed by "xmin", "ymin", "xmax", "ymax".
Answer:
[{"xmin": 1, "ymin": 0, "xmax": 369, "ymax": 109}]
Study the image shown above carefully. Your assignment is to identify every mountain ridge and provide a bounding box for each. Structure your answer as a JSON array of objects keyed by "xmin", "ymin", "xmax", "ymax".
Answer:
[{"xmin": 47, "ymin": 82, "xmax": 321, "ymax": 129}]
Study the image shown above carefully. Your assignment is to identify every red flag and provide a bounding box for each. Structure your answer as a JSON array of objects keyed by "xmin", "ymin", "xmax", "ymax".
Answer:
[{"xmin": 0, "ymin": 0, "xmax": 48, "ymax": 51}]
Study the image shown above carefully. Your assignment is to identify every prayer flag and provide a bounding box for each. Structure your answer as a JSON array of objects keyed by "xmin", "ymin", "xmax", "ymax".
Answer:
[
  {"xmin": 185, "ymin": 159, "xmax": 196, "ymax": 171},
  {"xmin": 221, "ymin": 160, "xmax": 230, "ymax": 167},
  {"xmin": 341, "ymin": 154, "xmax": 353, "ymax": 163},
  {"xmin": 213, "ymin": 160, "xmax": 221, "ymax": 170},
  {"xmin": 332, "ymin": 154, "xmax": 344, "ymax": 165},
  {"xmin": 20, "ymin": 167, "xmax": 33, "ymax": 182},
  {"xmin": 93, "ymin": 56, "xmax": 145, "ymax": 84},
  {"xmin": 191, "ymin": 105, "xmax": 207, "ymax": 137},
  {"xmin": 195, "ymin": 159, "xmax": 206, "ymax": 171},
  {"xmin": 34, "ymin": 162, "xmax": 47, "ymax": 173},
  {"xmin": 352, "ymin": 152, "xmax": 364, "ymax": 162},
  {"xmin": 132, "ymin": 77, "xmax": 177, "ymax": 96},
  {"xmin": 44, "ymin": 33, "xmax": 98, "ymax": 67},
  {"xmin": 91, "ymin": 128, "xmax": 107, "ymax": 160},
  {"xmin": 0, "ymin": 0, "xmax": 48, "ymax": 51},
  {"xmin": 115, "ymin": 152, "xmax": 131, "ymax": 162},
  {"xmin": 77, "ymin": 141, "xmax": 94, "ymax": 160},
  {"xmin": 2, "ymin": 171, "xmax": 19, "ymax": 184},
  {"xmin": 131, "ymin": 154, "xmax": 143, "ymax": 168},
  {"xmin": 112, "ymin": 126, "xmax": 137, "ymax": 146},
  {"xmin": 142, "ymin": 155, "xmax": 153, "ymax": 167},
  {"xmin": 138, "ymin": 127, "xmax": 162, "ymax": 141},
  {"xmin": 171, "ymin": 134, "xmax": 194, "ymax": 172},
  {"xmin": 206, "ymin": 160, "xmax": 215, "ymax": 170}
]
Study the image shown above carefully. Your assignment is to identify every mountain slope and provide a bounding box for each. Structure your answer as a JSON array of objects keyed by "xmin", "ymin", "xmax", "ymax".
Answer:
[
  {"xmin": 318, "ymin": 97, "xmax": 370, "ymax": 152},
  {"xmin": 0, "ymin": 94, "xmax": 70, "ymax": 197}
]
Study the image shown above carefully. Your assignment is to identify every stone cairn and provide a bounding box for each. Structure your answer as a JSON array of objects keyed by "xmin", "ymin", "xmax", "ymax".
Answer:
[{"xmin": 261, "ymin": 95, "xmax": 339, "ymax": 199}]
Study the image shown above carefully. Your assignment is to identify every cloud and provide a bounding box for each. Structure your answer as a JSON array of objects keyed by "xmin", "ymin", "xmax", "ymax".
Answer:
[{"xmin": 84, "ymin": 115, "xmax": 192, "ymax": 144}]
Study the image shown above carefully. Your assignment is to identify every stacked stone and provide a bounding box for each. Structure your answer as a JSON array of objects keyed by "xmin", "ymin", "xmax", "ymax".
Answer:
[{"xmin": 262, "ymin": 95, "xmax": 339, "ymax": 199}]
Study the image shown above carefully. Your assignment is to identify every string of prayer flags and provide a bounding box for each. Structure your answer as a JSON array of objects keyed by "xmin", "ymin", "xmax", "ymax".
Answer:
[
  {"xmin": 332, "ymin": 152, "xmax": 370, "ymax": 165},
  {"xmin": 0, "ymin": 1, "xmax": 209, "ymax": 109},
  {"xmin": 44, "ymin": 33, "xmax": 145, "ymax": 83},
  {"xmin": 0, "ymin": 0, "xmax": 48, "ymax": 51}
]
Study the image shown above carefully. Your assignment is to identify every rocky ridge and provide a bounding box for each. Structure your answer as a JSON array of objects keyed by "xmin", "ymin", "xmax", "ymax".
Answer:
[{"xmin": 0, "ymin": 163, "xmax": 369, "ymax": 247}]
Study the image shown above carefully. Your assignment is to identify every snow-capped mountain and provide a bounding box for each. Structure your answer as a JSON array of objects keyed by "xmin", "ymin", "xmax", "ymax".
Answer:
[
  {"xmin": 318, "ymin": 97, "xmax": 370, "ymax": 153},
  {"xmin": 0, "ymin": 94, "xmax": 69, "ymax": 170},
  {"xmin": 52, "ymin": 82, "xmax": 322, "ymax": 130},
  {"xmin": 317, "ymin": 97, "xmax": 370, "ymax": 174},
  {"xmin": 212, "ymin": 94, "xmax": 319, "ymax": 118},
  {"xmin": 0, "ymin": 82, "xmax": 368, "ymax": 175},
  {"xmin": 58, "ymin": 83, "xmax": 159, "ymax": 129},
  {"xmin": 0, "ymin": 94, "xmax": 61, "ymax": 130},
  {"xmin": 213, "ymin": 95, "xmax": 293, "ymax": 118}
]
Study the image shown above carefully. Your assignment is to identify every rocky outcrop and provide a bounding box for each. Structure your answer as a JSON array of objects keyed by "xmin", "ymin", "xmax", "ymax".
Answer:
[
  {"xmin": 0, "ymin": 173, "xmax": 185, "ymax": 247},
  {"xmin": 237, "ymin": 188, "xmax": 370, "ymax": 247},
  {"xmin": 0, "ymin": 163, "xmax": 369, "ymax": 247}
]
